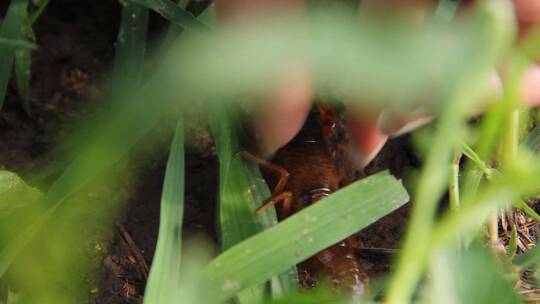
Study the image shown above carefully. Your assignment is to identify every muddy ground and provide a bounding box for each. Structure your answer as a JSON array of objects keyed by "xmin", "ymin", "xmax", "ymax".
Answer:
[{"xmin": 0, "ymin": 1, "xmax": 423, "ymax": 303}]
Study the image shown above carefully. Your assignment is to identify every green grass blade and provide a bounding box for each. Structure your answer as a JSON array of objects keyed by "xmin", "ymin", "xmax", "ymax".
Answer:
[
  {"xmin": 13, "ymin": 0, "xmax": 43, "ymax": 114},
  {"xmin": 511, "ymin": 126, "xmax": 540, "ymax": 222},
  {"xmin": 154, "ymin": 1, "xmax": 214, "ymax": 63},
  {"xmin": 514, "ymin": 199, "xmax": 540, "ymax": 222},
  {"xmin": 144, "ymin": 120, "xmax": 185, "ymax": 304},
  {"xmin": 241, "ymin": 155, "xmax": 299, "ymax": 297},
  {"xmin": 514, "ymin": 241, "xmax": 540, "ymax": 269},
  {"xmin": 202, "ymin": 171, "xmax": 409, "ymax": 301},
  {"xmin": 461, "ymin": 142, "xmax": 492, "ymax": 177},
  {"xmin": 461, "ymin": 168, "xmax": 484, "ymax": 204},
  {"xmin": 197, "ymin": 3, "xmax": 216, "ymax": 27},
  {"xmin": 209, "ymin": 108, "xmax": 293, "ymax": 303},
  {"xmin": 28, "ymin": 0, "xmax": 49, "ymax": 25},
  {"xmin": 112, "ymin": 2, "xmax": 149, "ymax": 90},
  {"xmin": 154, "ymin": 0, "xmax": 188, "ymax": 58},
  {"xmin": 523, "ymin": 126, "xmax": 540, "ymax": 153},
  {"xmin": 0, "ymin": 0, "xmax": 29, "ymax": 110},
  {"xmin": 508, "ymin": 225, "xmax": 518, "ymax": 259},
  {"xmin": 449, "ymin": 151, "xmax": 461, "ymax": 212},
  {"xmin": 0, "ymin": 170, "xmax": 42, "ymax": 217},
  {"xmin": 130, "ymin": 0, "xmax": 209, "ymax": 33},
  {"xmin": 14, "ymin": 36, "xmax": 31, "ymax": 114},
  {"xmin": 473, "ymin": 103, "xmax": 506, "ymax": 170},
  {"xmin": 13, "ymin": 0, "xmax": 49, "ymax": 114},
  {"xmin": 235, "ymin": 124, "xmax": 299, "ymax": 296},
  {"xmin": 219, "ymin": 156, "xmax": 267, "ymax": 247},
  {"xmin": 0, "ymin": 37, "xmax": 36, "ymax": 50},
  {"xmin": 210, "ymin": 110, "xmax": 281, "ymax": 248},
  {"xmin": 425, "ymin": 244, "xmax": 520, "ymax": 304}
]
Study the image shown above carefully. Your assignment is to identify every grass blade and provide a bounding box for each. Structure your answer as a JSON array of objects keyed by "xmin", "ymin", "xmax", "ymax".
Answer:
[
  {"xmin": 508, "ymin": 224, "xmax": 518, "ymax": 259},
  {"xmin": 28, "ymin": 0, "xmax": 49, "ymax": 25},
  {"xmin": 0, "ymin": 0, "xmax": 50, "ymax": 114},
  {"xmin": 514, "ymin": 199, "xmax": 540, "ymax": 223},
  {"xmin": 14, "ymin": 35, "xmax": 31, "ymax": 113},
  {"xmin": 154, "ymin": 1, "xmax": 214, "ymax": 64},
  {"xmin": 13, "ymin": 0, "xmax": 40, "ymax": 114},
  {"xmin": 197, "ymin": 3, "xmax": 216, "ymax": 27},
  {"xmin": 0, "ymin": 37, "xmax": 36, "ymax": 50},
  {"xmin": 130, "ymin": 0, "xmax": 209, "ymax": 33},
  {"xmin": 202, "ymin": 170, "xmax": 409, "ymax": 301},
  {"xmin": 208, "ymin": 108, "xmax": 296, "ymax": 303},
  {"xmin": 209, "ymin": 109, "xmax": 281, "ymax": 249},
  {"xmin": 144, "ymin": 120, "xmax": 185, "ymax": 304},
  {"xmin": 425, "ymin": 244, "xmax": 520, "ymax": 304},
  {"xmin": 514, "ymin": 241, "xmax": 540, "ymax": 269},
  {"xmin": 0, "ymin": 170, "xmax": 42, "ymax": 217},
  {"xmin": 12, "ymin": 0, "xmax": 50, "ymax": 113},
  {"xmin": 112, "ymin": 2, "xmax": 149, "ymax": 90},
  {"xmin": 0, "ymin": 0, "xmax": 29, "ymax": 110},
  {"xmin": 241, "ymin": 155, "xmax": 299, "ymax": 297},
  {"xmin": 449, "ymin": 151, "xmax": 461, "ymax": 212},
  {"xmin": 461, "ymin": 142, "xmax": 493, "ymax": 177},
  {"xmin": 523, "ymin": 126, "xmax": 540, "ymax": 153}
]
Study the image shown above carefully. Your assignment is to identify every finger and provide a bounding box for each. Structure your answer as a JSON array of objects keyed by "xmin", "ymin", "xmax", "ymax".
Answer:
[
  {"xmin": 521, "ymin": 64, "xmax": 540, "ymax": 107},
  {"xmin": 252, "ymin": 67, "xmax": 312, "ymax": 158},
  {"xmin": 514, "ymin": 0, "xmax": 540, "ymax": 24},
  {"xmin": 346, "ymin": 106, "xmax": 388, "ymax": 169},
  {"xmin": 515, "ymin": 0, "xmax": 540, "ymax": 44}
]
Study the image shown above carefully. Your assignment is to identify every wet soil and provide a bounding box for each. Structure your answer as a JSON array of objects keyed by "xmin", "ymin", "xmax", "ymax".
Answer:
[{"xmin": 0, "ymin": 1, "xmax": 416, "ymax": 303}]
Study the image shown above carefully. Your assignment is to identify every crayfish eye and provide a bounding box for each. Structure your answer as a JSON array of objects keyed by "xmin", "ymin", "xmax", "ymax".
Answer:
[{"xmin": 301, "ymin": 193, "xmax": 311, "ymax": 207}]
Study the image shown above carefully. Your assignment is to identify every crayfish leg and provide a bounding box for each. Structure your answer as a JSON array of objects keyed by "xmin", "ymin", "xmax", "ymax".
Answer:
[
  {"xmin": 255, "ymin": 191, "xmax": 293, "ymax": 216},
  {"xmin": 238, "ymin": 150, "xmax": 290, "ymax": 195}
]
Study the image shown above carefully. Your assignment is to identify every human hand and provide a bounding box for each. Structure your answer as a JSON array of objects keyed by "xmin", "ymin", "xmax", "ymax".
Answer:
[{"xmin": 215, "ymin": 0, "xmax": 540, "ymax": 167}]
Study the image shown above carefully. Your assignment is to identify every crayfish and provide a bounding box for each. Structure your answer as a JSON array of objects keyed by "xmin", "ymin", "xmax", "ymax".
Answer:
[{"xmin": 242, "ymin": 102, "xmax": 369, "ymax": 296}]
